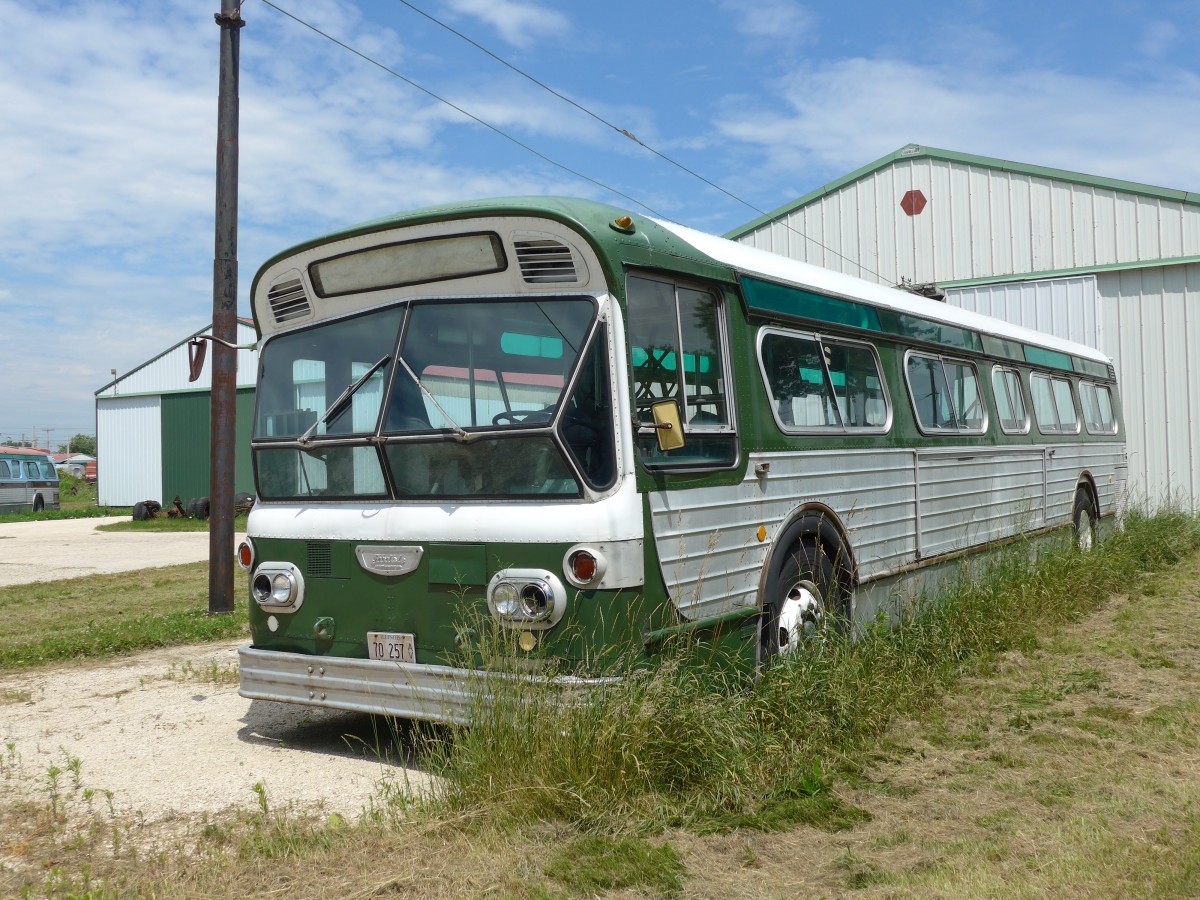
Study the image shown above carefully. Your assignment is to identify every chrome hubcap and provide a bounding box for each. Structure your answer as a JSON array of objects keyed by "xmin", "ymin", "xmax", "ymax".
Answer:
[
  {"xmin": 1077, "ymin": 519, "xmax": 1095, "ymax": 551},
  {"xmin": 776, "ymin": 580, "xmax": 824, "ymax": 653}
]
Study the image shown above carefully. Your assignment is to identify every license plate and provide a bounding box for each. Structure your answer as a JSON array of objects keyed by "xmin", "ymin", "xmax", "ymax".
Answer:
[{"xmin": 367, "ymin": 631, "xmax": 416, "ymax": 663}]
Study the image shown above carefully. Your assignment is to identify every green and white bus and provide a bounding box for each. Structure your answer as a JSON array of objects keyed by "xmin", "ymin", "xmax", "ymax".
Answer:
[
  {"xmin": 0, "ymin": 447, "xmax": 60, "ymax": 514},
  {"xmin": 238, "ymin": 197, "xmax": 1125, "ymax": 722}
]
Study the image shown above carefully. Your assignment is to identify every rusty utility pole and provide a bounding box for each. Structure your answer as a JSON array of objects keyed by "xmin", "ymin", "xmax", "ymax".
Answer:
[{"xmin": 209, "ymin": 0, "xmax": 243, "ymax": 614}]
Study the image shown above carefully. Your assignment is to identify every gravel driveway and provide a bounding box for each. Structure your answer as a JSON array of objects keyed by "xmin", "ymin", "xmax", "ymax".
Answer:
[
  {"xmin": 0, "ymin": 518, "xmax": 434, "ymax": 822},
  {"xmin": 0, "ymin": 516, "xmax": 246, "ymax": 587}
]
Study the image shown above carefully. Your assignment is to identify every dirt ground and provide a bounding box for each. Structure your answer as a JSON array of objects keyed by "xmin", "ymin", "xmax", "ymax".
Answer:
[
  {"xmin": 0, "ymin": 517, "xmax": 244, "ymax": 587},
  {"xmin": 0, "ymin": 639, "xmax": 434, "ymax": 823}
]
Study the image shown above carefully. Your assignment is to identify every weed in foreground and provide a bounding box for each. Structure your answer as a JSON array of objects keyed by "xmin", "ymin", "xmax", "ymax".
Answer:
[{"xmin": 427, "ymin": 509, "xmax": 1200, "ymax": 836}]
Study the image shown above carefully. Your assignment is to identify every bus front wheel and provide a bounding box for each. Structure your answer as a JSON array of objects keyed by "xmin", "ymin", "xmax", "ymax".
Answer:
[
  {"xmin": 32, "ymin": 495, "xmax": 44, "ymax": 513},
  {"xmin": 1072, "ymin": 488, "xmax": 1098, "ymax": 551},
  {"xmin": 763, "ymin": 534, "xmax": 850, "ymax": 659}
]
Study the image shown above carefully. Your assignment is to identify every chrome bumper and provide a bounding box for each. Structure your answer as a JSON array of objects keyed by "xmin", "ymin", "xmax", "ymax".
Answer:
[{"xmin": 238, "ymin": 645, "xmax": 614, "ymax": 725}]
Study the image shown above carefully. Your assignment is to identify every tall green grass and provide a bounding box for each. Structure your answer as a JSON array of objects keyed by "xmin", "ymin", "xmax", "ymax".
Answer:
[{"xmin": 429, "ymin": 510, "xmax": 1200, "ymax": 834}]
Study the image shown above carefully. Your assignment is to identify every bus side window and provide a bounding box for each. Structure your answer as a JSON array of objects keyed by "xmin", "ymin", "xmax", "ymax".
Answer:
[
  {"xmin": 1079, "ymin": 382, "xmax": 1117, "ymax": 434},
  {"xmin": 627, "ymin": 274, "xmax": 735, "ymax": 467},
  {"xmin": 905, "ymin": 352, "xmax": 985, "ymax": 434},
  {"xmin": 992, "ymin": 366, "xmax": 1029, "ymax": 434},
  {"xmin": 0, "ymin": 461, "xmax": 9, "ymax": 478},
  {"xmin": 1031, "ymin": 373, "xmax": 1081, "ymax": 434}
]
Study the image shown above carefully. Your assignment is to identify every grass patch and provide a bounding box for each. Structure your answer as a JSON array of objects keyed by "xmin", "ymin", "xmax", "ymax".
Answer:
[
  {"xmin": 428, "ymin": 509, "xmax": 1200, "ymax": 835},
  {"xmin": 96, "ymin": 514, "xmax": 248, "ymax": 533},
  {"xmin": 0, "ymin": 563, "xmax": 246, "ymax": 670},
  {"xmin": 1, "ymin": 509, "xmax": 1198, "ymax": 898},
  {"xmin": 0, "ymin": 505, "xmax": 129, "ymax": 524},
  {"xmin": 545, "ymin": 835, "xmax": 683, "ymax": 896}
]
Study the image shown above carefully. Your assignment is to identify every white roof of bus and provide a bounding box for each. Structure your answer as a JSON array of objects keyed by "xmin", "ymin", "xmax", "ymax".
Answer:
[{"xmin": 654, "ymin": 219, "xmax": 1111, "ymax": 365}]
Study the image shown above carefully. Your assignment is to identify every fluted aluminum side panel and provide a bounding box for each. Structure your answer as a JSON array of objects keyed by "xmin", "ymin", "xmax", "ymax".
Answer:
[
  {"xmin": 650, "ymin": 449, "xmax": 918, "ymax": 621},
  {"xmin": 915, "ymin": 450, "xmax": 1044, "ymax": 557},
  {"xmin": 649, "ymin": 443, "xmax": 1126, "ymax": 621}
]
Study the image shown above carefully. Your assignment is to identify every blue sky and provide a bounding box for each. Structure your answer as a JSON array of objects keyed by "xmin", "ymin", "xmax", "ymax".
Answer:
[{"xmin": 2, "ymin": 0, "xmax": 1199, "ymax": 445}]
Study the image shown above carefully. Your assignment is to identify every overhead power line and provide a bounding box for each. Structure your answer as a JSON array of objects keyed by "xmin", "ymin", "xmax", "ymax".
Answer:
[
  {"xmin": 257, "ymin": 0, "xmax": 887, "ymax": 283},
  {"xmin": 258, "ymin": 0, "xmax": 667, "ymax": 220}
]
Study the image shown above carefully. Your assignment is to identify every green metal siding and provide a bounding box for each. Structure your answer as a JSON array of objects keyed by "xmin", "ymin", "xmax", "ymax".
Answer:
[{"xmin": 160, "ymin": 388, "xmax": 256, "ymax": 503}]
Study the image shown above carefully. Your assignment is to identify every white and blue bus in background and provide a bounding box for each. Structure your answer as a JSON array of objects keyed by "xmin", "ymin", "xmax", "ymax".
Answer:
[{"xmin": 0, "ymin": 447, "xmax": 60, "ymax": 514}]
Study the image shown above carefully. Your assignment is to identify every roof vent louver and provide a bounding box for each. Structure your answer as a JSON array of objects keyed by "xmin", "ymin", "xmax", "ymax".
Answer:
[
  {"xmin": 514, "ymin": 238, "xmax": 580, "ymax": 284},
  {"xmin": 268, "ymin": 277, "xmax": 312, "ymax": 325}
]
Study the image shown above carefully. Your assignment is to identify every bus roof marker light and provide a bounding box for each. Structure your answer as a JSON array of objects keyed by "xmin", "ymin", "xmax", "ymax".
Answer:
[{"xmin": 610, "ymin": 215, "xmax": 636, "ymax": 234}]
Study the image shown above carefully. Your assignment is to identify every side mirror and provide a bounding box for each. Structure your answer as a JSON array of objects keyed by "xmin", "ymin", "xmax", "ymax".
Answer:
[
  {"xmin": 650, "ymin": 400, "xmax": 685, "ymax": 452},
  {"xmin": 187, "ymin": 338, "xmax": 208, "ymax": 383}
]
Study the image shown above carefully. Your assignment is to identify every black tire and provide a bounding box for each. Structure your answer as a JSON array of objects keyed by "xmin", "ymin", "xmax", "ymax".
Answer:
[
  {"xmin": 762, "ymin": 529, "xmax": 852, "ymax": 660},
  {"xmin": 1072, "ymin": 487, "xmax": 1098, "ymax": 551},
  {"xmin": 32, "ymin": 495, "xmax": 44, "ymax": 513},
  {"xmin": 233, "ymin": 491, "xmax": 255, "ymax": 513},
  {"xmin": 194, "ymin": 497, "xmax": 210, "ymax": 521},
  {"xmin": 132, "ymin": 501, "xmax": 149, "ymax": 521},
  {"xmin": 186, "ymin": 497, "xmax": 199, "ymax": 518}
]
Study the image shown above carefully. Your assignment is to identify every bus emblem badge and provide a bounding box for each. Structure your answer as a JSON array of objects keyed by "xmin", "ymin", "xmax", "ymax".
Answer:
[{"xmin": 355, "ymin": 546, "xmax": 424, "ymax": 576}]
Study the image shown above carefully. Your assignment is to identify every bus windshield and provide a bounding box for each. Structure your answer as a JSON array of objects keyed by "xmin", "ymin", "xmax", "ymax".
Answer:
[{"xmin": 254, "ymin": 297, "xmax": 616, "ymax": 500}]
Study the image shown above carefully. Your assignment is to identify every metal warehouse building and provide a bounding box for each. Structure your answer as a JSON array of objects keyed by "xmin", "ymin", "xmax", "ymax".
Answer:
[
  {"xmin": 94, "ymin": 320, "xmax": 259, "ymax": 507},
  {"xmin": 729, "ymin": 144, "xmax": 1200, "ymax": 511}
]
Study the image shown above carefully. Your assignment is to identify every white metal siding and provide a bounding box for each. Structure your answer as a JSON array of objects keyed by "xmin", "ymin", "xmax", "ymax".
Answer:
[
  {"xmin": 945, "ymin": 276, "xmax": 1100, "ymax": 349},
  {"xmin": 97, "ymin": 395, "xmax": 162, "ymax": 506},
  {"xmin": 740, "ymin": 158, "xmax": 1200, "ymax": 286},
  {"xmin": 1098, "ymin": 264, "xmax": 1200, "ymax": 511},
  {"xmin": 95, "ymin": 322, "xmax": 258, "ymax": 399}
]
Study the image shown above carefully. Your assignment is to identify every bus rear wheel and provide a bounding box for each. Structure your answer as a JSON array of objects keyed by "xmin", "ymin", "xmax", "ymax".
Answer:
[
  {"xmin": 763, "ymin": 535, "xmax": 849, "ymax": 659},
  {"xmin": 1072, "ymin": 488, "xmax": 1098, "ymax": 551}
]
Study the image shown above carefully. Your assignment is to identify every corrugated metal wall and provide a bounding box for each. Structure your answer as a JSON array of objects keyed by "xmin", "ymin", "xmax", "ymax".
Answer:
[
  {"xmin": 160, "ymin": 389, "xmax": 256, "ymax": 505},
  {"xmin": 946, "ymin": 276, "xmax": 1100, "ymax": 351},
  {"xmin": 741, "ymin": 158, "xmax": 1200, "ymax": 287},
  {"xmin": 944, "ymin": 268, "xmax": 1200, "ymax": 512},
  {"xmin": 95, "ymin": 322, "xmax": 260, "ymax": 508},
  {"xmin": 1098, "ymin": 264, "xmax": 1200, "ymax": 510},
  {"xmin": 97, "ymin": 395, "xmax": 162, "ymax": 506}
]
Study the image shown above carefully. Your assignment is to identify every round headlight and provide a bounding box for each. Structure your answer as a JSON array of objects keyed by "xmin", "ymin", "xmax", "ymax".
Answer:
[
  {"xmin": 492, "ymin": 582, "xmax": 520, "ymax": 617},
  {"xmin": 252, "ymin": 573, "xmax": 272, "ymax": 604},
  {"xmin": 271, "ymin": 572, "xmax": 293, "ymax": 604},
  {"xmin": 519, "ymin": 580, "xmax": 552, "ymax": 620}
]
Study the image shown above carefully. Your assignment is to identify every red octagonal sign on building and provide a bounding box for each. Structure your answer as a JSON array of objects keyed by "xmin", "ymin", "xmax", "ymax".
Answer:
[{"xmin": 900, "ymin": 189, "xmax": 927, "ymax": 216}]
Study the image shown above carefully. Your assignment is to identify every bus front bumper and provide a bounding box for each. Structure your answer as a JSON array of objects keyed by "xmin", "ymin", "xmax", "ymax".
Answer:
[{"xmin": 238, "ymin": 645, "xmax": 616, "ymax": 725}]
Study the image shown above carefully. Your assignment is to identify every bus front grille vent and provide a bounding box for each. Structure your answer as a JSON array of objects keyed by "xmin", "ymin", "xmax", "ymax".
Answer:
[
  {"xmin": 307, "ymin": 541, "xmax": 333, "ymax": 578},
  {"xmin": 268, "ymin": 277, "xmax": 313, "ymax": 325},
  {"xmin": 514, "ymin": 239, "xmax": 579, "ymax": 284}
]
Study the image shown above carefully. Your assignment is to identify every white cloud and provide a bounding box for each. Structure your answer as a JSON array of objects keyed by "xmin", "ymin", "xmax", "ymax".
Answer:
[
  {"xmin": 719, "ymin": 0, "xmax": 814, "ymax": 44},
  {"xmin": 715, "ymin": 56, "xmax": 1200, "ymax": 196},
  {"xmin": 443, "ymin": 0, "xmax": 569, "ymax": 49},
  {"xmin": 1137, "ymin": 20, "xmax": 1178, "ymax": 60}
]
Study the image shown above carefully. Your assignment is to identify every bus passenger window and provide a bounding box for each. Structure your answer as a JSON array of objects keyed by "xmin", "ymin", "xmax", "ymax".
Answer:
[
  {"xmin": 0, "ymin": 461, "xmax": 9, "ymax": 478},
  {"xmin": 758, "ymin": 330, "xmax": 888, "ymax": 432},
  {"xmin": 1030, "ymin": 373, "xmax": 1081, "ymax": 434},
  {"xmin": 905, "ymin": 352, "xmax": 985, "ymax": 434},
  {"xmin": 1079, "ymin": 382, "xmax": 1117, "ymax": 434},
  {"xmin": 825, "ymin": 341, "xmax": 888, "ymax": 428},
  {"xmin": 992, "ymin": 366, "xmax": 1029, "ymax": 434}
]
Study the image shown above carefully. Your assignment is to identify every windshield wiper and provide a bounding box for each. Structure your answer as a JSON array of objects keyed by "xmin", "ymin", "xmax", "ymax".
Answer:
[
  {"xmin": 395, "ymin": 356, "xmax": 472, "ymax": 442},
  {"xmin": 299, "ymin": 354, "xmax": 390, "ymax": 446}
]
